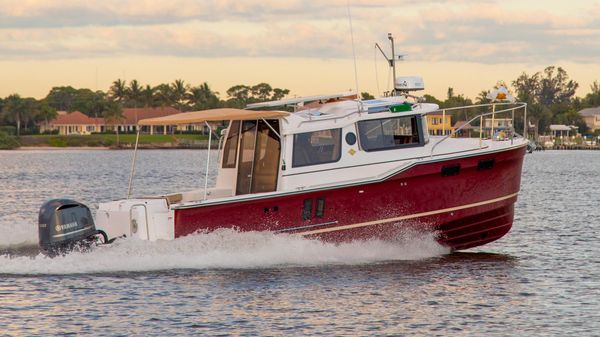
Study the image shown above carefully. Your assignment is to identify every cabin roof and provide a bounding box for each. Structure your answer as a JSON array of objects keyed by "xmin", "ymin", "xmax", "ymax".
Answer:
[{"xmin": 138, "ymin": 108, "xmax": 289, "ymax": 125}]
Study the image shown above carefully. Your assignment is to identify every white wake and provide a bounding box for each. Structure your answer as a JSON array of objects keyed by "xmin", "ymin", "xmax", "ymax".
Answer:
[{"xmin": 0, "ymin": 229, "xmax": 449, "ymax": 275}]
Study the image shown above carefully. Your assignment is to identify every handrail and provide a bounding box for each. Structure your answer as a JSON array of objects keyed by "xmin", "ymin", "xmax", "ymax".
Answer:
[
  {"xmin": 430, "ymin": 102, "xmax": 527, "ymax": 157},
  {"xmin": 296, "ymin": 101, "xmax": 424, "ymax": 128},
  {"xmin": 129, "ymin": 204, "xmax": 149, "ymax": 240}
]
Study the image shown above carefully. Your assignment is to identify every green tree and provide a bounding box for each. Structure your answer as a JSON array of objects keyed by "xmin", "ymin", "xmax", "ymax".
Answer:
[
  {"xmin": 171, "ymin": 79, "xmax": 189, "ymax": 111},
  {"xmin": 583, "ymin": 81, "xmax": 600, "ymax": 107},
  {"xmin": 154, "ymin": 83, "xmax": 175, "ymax": 107},
  {"xmin": 272, "ymin": 88, "xmax": 290, "ymax": 101},
  {"xmin": 46, "ymin": 86, "xmax": 78, "ymax": 111},
  {"xmin": 37, "ymin": 99, "xmax": 58, "ymax": 127},
  {"xmin": 423, "ymin": 94, "xmax": 442, "ymax": 106},
  {"xmin": 187, "ymin": 82, "xmax": 220, "ymax": 110},
  {"xmin": 20, "ymin": 97, "xmax": 40, "ymax": 132},
  {"xmin": 109, "ymin": 79, "xmax": 128, "ymax": 103},
  {"xmin": 361, "ymin": 92, "xmax": 375, "ymax": 100},
  {"xmin": 512, "ymin": 66, "xmax": 579, "ymax": 133},
  {"xmin": 127, "ymin": 79, "xmax": 143, "ymax": 108},
  {"xmin": 513, "ymin": 72, "xmax": 540, "ymax": 104},
  {"xmin": 251, "ymin": 83, "xmax": 273, "ymax": 101},
  {"xmin": 103, "ymin": 101, "xmax": 124, "ymax": 145},
  {"xmin": 1, "ymin": 94, "xmax": 24, "ymax": 136},
  {"xmin": 71, "ymin": 89, "xmax": 107, "ymax": 117},
  {"xmin": 141, "ymin": 85, "xmax": 157, "ymax": 108},
  {"xmin": 538, "ymin": 66, "xmax": 578, "ymax": 106},
  {"xmin": 226, "ymin": 85, "xmax": 251, "ymax": 108},
  {"xmin": 226, "ymin": 83, "xmax": 289, "ymax": 108}
]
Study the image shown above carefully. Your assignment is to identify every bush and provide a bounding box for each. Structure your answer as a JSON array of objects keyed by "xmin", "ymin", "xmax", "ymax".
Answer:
[
  {"xmin": 48, "ymin": 137, "xmax": 68, "ymax": 147},
  {"xmin": 0, "ymin": 126, "xmax": 16, "ymax": 136},
  {"xmin": 0, "ymin": 131, "xmax": 19, "ymax": 149}
]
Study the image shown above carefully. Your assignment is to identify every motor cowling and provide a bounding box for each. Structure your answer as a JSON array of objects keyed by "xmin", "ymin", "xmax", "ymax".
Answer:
[{"xmin": 38, "ymin": 199, "xmax": 107, "ymax": 255}]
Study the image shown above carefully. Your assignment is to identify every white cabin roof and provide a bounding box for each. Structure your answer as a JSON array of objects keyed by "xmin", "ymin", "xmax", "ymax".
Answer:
[{"xmin": 280, "ymin": 96, "xmax": 439, "ymax": 134}]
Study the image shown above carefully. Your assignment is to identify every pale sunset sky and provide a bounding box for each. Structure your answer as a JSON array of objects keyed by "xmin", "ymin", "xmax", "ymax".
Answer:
[{"xmin": 1, "ymin": 0, "xmax": 599, "ymax": 101}]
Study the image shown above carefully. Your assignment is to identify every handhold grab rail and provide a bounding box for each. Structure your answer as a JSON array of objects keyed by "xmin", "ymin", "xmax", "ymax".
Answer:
[{"xmin": 430, "ymin": 102, "xmax": 527, "ymax": 157}]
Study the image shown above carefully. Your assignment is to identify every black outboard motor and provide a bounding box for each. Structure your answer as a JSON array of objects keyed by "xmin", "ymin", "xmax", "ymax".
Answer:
[{"xmin": 38, "ymin": 199, "xmax": 109, "ymax": 256}]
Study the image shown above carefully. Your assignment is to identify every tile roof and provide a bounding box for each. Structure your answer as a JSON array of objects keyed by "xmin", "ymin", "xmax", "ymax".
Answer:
[
  {"xmin": 578, "ymin": 107, "xmax": 600, "ymax": 116},
  {"xmin": 51, "ymin": 111, "xmax": 104, "ymax": 125},
  {"xmin": 122, "ymin": 107, "xmax": 180, "ymax": 124}
]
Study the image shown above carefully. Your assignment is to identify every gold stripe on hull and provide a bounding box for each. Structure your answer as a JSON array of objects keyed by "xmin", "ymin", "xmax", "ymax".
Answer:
[{"xmin": 297, "ymin": 192, "xmax": 519, "ymax": 236}]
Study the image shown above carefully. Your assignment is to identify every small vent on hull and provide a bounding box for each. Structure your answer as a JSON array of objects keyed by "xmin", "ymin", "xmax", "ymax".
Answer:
[
  {"xmin": 316, "ymin": 198, "xmax": 325, "ymax": 218},
  {"xmin": 302, "ymin": 199, "xmax": 313, "ymax": 220},
  {"xmin": 478, "ymin": 158, "xmax": 495, "ymax": 171},
  {"xmin": 441, "ymin": 164, "xmax": 461, "ymax": 177}
]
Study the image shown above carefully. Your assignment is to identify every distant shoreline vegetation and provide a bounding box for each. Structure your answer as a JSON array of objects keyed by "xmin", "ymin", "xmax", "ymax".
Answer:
[{"xmin": 1, "ymin": 65, "xmax": 599, "ymax": 149}]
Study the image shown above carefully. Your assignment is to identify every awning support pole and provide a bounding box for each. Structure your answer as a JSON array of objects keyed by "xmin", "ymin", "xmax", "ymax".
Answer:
[
  {"xmin": 203, "ymin": 121, "xmax": 212, "ymax": 200},
  {"xmin": 127, "ymin": 128, "xmax": 141, "ymax": 199},
  {"xmin": 260, "ymin": 118, "xmax": 282, "ymax": 139}
]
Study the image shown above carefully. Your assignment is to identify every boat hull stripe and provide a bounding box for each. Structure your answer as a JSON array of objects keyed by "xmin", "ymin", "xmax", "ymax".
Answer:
[{"xmin": 296, "ymin": 192, "xmax": 519, "ymax": 236}]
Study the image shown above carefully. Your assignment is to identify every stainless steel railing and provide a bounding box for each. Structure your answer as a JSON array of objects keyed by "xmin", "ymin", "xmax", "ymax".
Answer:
[{"xmin": 430, "ymin": 102, "xmax": 527, "ymax": 157}]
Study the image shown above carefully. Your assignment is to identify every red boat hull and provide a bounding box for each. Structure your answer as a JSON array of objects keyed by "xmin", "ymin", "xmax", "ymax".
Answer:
[{"xmin": 174, "ymin": 145, "xmax": 525, "ymax": 250}]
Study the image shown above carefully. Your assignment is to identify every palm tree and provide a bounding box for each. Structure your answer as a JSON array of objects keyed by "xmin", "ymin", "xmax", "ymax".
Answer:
[
  {"xmin": 128, "ymin": 79, "xmax": 143, "ymax": 108},
  {"xmin": 187, "ymin": 82, "xmax": 220, "ymax": 110},
  {"xmin": 37, "ymin": 99, "xmax": 58, "ymax": 131},
  {"xmin": 1, "ymin": 94, "xmax": 23, "ymax": 136},
  {"xmin": 20, "ymin": 98, "xmax": 39, "ymax": 132},
  {"xmin": 141, "ymin": 85, "xmax": 156, "ymax": 108},
  {"xmin": 109, "ymin": 79, "xmax": 127, "ymax": 103},
  {"xmin": 171, "ymin": 79, "xmax": 189, "ymax": 111},
  {"xmin": 154, "ymin": 83, "xmax": 174, "ymax": 107},
  {"xmin": 103, "ymin": 101, "xmax": 124, "ymax": 146}
]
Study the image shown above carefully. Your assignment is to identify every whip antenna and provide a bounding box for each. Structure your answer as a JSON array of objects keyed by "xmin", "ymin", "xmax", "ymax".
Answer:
[{"xmin": 346, "ymin": 1, "xmax": 362, "ymax": 111}]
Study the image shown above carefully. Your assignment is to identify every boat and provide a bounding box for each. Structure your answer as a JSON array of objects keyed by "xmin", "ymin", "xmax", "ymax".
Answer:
[{"xmin": 38, "ymin": 36, "xmax": 528, "ymax": 253}]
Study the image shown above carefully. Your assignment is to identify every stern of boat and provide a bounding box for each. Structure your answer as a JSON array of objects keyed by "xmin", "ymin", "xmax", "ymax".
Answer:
[{"xmin": 96, "ymin": 198, "xmax": 175, "ymax": 241}]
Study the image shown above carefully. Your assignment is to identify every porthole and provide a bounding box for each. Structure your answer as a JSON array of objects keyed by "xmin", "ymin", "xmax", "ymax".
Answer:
[{"xmin": 345, "ymin": 132, "xmax": 357, "ymax": 145}]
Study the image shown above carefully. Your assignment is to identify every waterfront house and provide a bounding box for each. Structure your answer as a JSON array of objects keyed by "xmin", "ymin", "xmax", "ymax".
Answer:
[
  {"xmin": 452, "ymin": 121, "xmax": 474, "ymax": 137},
  {"xmin": 578, "ymin": 107, "xmax": 600, "ymax": 132},
  {"xmin": 426, "ymin": 110, "xmax": 453, "ymax": 136},
  {"xmin": 40, "ymin": 111, "xmax": 105, "ymax": 135},
  {"xmin": 118, "ymin": 107, "xmax": 181, "ymax": 134},
  {"xmin": 40, "ymin": 107, "xmax": 210, "ymax": 135},
  {"xmin": 480, "ymin": 117, "xmax": 513, "ymax": 138},
  {"xmin": 549, "ymin": 124, "xmax": 578, "ymax": 144}
]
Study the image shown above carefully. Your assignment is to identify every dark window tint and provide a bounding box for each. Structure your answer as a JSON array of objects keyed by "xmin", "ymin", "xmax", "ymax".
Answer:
[
  {"xmin": 358, "ymin": 116, "xmax": 420, "ymax": 151},
  {"xmin": 345, "ymin": 132, "xmax": 357, "ymax": 145},
  {"xmin": 292, "ymin": 129, "xmax": 342, "ymax": 167},
  {"xmin": 222, "ymin": 120, "xmax": 240, "ymax": 168}
]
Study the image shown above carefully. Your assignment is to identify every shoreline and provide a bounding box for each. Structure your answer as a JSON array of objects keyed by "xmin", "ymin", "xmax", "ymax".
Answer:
[{"xmin": 12, "ymin": 144, "xmax": 216, "ymax": 150}]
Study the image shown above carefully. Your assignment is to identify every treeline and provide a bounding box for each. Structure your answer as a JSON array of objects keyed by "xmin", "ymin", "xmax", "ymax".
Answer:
[
  {"xmin": 1, "ymin": 65, "xmax": 600, "ymax": 138},
  {"xmin": 423, "ymin": 66, "xmax": 600, "ymax": 135},
  {"xmin": 0, "ymin": 80, "xmax": 290, "ymax": 136}
]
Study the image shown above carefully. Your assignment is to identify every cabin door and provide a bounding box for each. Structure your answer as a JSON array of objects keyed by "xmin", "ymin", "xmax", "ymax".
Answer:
[{"xmin": 235, "ymin": 119, "xmax": 281, "ymax": 195}]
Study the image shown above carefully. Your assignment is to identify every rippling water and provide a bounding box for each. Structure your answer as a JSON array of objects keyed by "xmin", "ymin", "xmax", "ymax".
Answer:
[{"xmin": 0, "ymin": 149, "xmax": 598, "ymax": 336}]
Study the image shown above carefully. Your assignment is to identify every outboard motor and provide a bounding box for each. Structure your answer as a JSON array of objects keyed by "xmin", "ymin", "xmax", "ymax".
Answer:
[{"xmin": 38, "ymin": 199, "xmax": 109, "ymax": 256}]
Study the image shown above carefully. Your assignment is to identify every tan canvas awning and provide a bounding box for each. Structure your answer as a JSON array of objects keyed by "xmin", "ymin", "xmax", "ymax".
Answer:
[{"xmin": 137, "ymin": 108, "xmax": 289, "ymax": 126}]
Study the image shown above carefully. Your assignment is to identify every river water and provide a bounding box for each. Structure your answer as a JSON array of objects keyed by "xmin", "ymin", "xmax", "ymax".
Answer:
[{"xmin": 0, "ymin": 149, "xmax": 598, "ymax": 336}]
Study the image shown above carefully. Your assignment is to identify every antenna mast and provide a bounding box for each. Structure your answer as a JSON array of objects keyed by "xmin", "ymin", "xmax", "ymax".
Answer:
[
  {"xmin": 375, "ymin": 33, "xmax": 402, "ymax": 96},
  {"xmin": 389, "ymin": 33, "xmax": 397, "ymax": 95},
  {"xmin": 346, "ymin": 1, "xmax": 361, "ymax": 109}
]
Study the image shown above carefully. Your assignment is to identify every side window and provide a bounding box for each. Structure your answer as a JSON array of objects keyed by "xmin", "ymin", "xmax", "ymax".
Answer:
[
  {"xmin": 222, "ymin": 120, "xmax": 240, "ymax": 168},
  {"xmin": 358, "ymin": 116, "xmax": 420, "ymax": 151},
  {"xmin": 292, "ymin": 129, "xmax": 342, "ymax": 167}
]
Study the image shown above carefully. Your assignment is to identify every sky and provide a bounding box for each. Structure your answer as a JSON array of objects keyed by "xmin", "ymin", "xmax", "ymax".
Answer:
[{"xmin": 1, "ymin": 0, "xmax": 599, "ymax": 101}]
